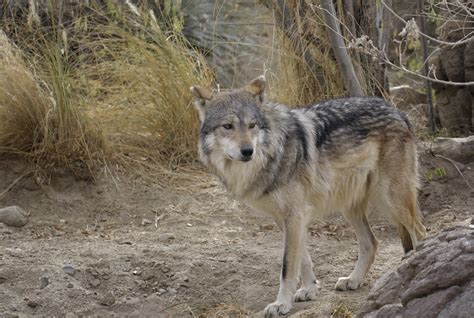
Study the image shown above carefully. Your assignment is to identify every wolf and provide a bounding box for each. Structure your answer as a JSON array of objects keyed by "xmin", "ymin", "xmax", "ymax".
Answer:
[{"xmin": 190, "ymin": 76, "xmax": 426, "ymax": 317}]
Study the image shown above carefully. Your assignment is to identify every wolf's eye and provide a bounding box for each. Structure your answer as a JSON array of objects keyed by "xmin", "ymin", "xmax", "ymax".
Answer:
[
  {"xmin": 223, "ymin": 124, "xmax": 233, "ymax": 130},
  {"xmin": 249, "ymin": 123, "xmax": 256, "ymax": 129}
]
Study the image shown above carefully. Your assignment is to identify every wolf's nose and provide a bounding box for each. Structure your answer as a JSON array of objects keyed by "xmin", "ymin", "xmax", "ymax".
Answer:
[{"xmin": 240, "ymin": 146, "xmax": 254, "ymax": 158}]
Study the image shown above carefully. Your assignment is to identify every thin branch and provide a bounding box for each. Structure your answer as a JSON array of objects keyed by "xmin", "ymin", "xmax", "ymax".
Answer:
[
  {"xmin": 381, "ymin": 0, "xmax": 473, "ymax": 47},
  {"xmin": 0, "ymin": 170, "xmax": 34, "ymax": 198},
  {"xmin": 417, "ymin": 0, "xmax": 436, "ymax": 132},
  {"xmin": 433, "ymin": 154, "xmax": 473, "ymax": 190}
]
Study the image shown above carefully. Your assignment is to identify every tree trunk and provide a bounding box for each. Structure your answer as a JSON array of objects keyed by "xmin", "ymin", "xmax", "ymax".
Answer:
[{"xmin": 320, "ymin": 0, "xmax": 364, "ymax": 96}]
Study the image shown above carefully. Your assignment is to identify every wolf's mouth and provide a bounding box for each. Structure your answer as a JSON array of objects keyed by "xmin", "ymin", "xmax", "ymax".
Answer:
[{"xmin": 226, "ymin": 153, "xmax": 252, "ymax": 162}]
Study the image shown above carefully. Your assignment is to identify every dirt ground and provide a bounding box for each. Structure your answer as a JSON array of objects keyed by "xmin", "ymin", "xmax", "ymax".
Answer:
[{"xmin": 0, "ymin": 145, "xmax": 473, "ymax": 318}]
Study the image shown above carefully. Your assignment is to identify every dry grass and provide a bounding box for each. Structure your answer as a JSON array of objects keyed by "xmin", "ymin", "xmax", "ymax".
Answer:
[
  {"xmin": 197, "ymin": 303, "xmax": 251, "ymax": 318},
  {"xmin": 0, "ymin": 30, "xmax": 106, "ymax": 180},
  {"xmin": 267, "ymin": 32, "xmax": 345, "ymax": 106},
  {"xmin": 76, "ymin": 15, "xmax": 212, "ymax": 171},
  {"xmin": 0, "ymin": 3, "xmax": 212, "ymax": 184}
]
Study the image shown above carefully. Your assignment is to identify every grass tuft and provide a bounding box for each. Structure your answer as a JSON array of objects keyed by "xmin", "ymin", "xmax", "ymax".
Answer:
[{"xmin": 0, "ymin": 30, "xmax": 106, "ymax": 180}]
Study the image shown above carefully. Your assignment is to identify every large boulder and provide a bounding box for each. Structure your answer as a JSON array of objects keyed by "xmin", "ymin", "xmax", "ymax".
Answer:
[{"xmin": 358, "ymin": 226, "xmax": 474, "ymax": 318}]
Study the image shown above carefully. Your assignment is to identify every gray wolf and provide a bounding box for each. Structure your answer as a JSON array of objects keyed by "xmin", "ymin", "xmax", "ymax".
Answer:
[{"xmin": 190, "ymin": 76, "xmax": 426, "ymax": 317}]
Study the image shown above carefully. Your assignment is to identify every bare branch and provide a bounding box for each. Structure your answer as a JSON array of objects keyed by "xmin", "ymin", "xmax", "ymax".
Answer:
[{"xmin": 381, "ymin": 0, "xmax": 473, "ymax": 47}]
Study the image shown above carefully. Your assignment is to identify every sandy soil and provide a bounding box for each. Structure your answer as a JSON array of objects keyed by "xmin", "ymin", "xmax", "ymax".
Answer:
[{"xmin": 0, "ymin": 147, "xmax": 472, "ymax": 318}]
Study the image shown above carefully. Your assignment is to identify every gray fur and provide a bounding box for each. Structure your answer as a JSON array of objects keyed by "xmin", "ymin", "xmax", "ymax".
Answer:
[{"xmin": 191, "ymin": 78, "xmax": 426, "ymax": 317}]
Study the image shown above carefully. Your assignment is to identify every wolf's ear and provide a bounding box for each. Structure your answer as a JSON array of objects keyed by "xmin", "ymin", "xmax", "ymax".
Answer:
[
  {"xmin": 190, "ymin": 86, "xmax": 213, "ymax": 122},
  {"xmin": 243, "ymin": 75, "xmax": 266, "ymax": 103}
]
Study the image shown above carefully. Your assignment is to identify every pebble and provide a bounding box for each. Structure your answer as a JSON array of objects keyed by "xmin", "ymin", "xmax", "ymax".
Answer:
[
  {"xmin": 0, "ymin": 206, "xmax": 28, "ymax": 227},
  {"xmin": 118, "ymin": 240, "xmax": 133, "ymax": 245},
  {"xmin": 99, "ymin": 292, "xmax": 116, "ymax": 306},
  {"xmin": 167, "ymin": 288, "xmax": 177, "ymax": 295},
  {"xmin": 158, "ymin": 233, "xmax": 176, "ymax": 242},
  {"xmin": 141, "ymin": 219, "xmax": 152, "ymax": 226},
  {"xmin": 62, "ymin": 265, "xmax": 75, "ymax": 276},
  {"xmin": 39, "ymin": 276, "xmax": 49, "ymax": 289},
  {"xmin": 89, "ymin": 278, "xmax": 101, "ymax": 287},
  {"xmin": 26, "ymin": 300, "xmax": 39, "ymax": 308},
  {"xmin": 67, "ymin": 283, "xmax": 74, "ymax": 288},
  {"xmin": 142, "ymin": 270, "xmax": 155, "ymax": 281},
  {"xmin": 158, "ymin": 288, "xmax": 166, "ymax": 295}
]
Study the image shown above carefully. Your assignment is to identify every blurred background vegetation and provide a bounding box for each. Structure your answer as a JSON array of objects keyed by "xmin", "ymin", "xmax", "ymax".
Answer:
[{"xmin": 0, "ymin": 0, "xmax": 472, "ymax": 183}]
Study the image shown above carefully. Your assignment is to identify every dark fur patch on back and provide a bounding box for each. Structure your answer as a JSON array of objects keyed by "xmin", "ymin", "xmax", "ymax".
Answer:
[
  {"xmin": 310, "ymin": 97, "xmax": 396, "ymax": 148},
  {"xmin": 292, "ymin": 114, "xmax": 309, "ymax": 161}
]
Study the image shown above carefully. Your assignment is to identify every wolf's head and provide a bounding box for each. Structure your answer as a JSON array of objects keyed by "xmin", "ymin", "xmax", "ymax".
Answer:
[{"xmin": 190, "ymin": 76, "xmax": 266, "ymax": 163}]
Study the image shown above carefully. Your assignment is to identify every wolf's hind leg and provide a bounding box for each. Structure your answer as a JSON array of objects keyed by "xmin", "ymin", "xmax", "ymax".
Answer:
[
  {"xmin": 335, "ymin": 207, "xmax": 378, "ymax": 291},
  {"xmin": 294, "ymin": 244, "xmax": 320, "ymax": 302}
]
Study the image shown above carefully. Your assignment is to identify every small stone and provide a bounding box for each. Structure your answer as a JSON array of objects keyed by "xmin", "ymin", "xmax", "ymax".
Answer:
[
  {"xmin": 26, "ymin": 300, "xmax": 39, "ymax": 308},
  {"xmin": 141, "ymin": 219, "xmax": 152, "ymax": 226},
  {"xmin": 158, "ymin": 288, "xmax": 166, "ymax": 295},
  {"xmin": 0, "ymin": 206, "xmax": 28, "ymax": 227},
  {"xmin": 59, "ymin": 219, "xmax": 66, "ymax": 224},
  {"xmin": 89, "ymin": 279, "xmax": 101, "ymax": 287},
  {"xmin": 158, "ymin": 233, "xmax": 175, "ymax": 242},
  {"xmin": 67, "ymin": 283, "xmax": 74, "ymax": 288},
  {"xmin": 118, "ymin": 240, "xmax": 133, "ymax": 245},
  {"xmin": 99, "ymin": 292, "xmax": 115, "ymax": 306},
  {"xmin": 167, "ymin": 288, "xmax": 177, "ymax": 295},
  {"xmin": 142, "ymin": 270, "xmax": 155, "ymax": 281},
  {"xmin": 132, "ymin": 269, "xmax": 142, "ymax": 275},
  {"xmin": 62, "ymin": 265, "xmax": 75, "ymax": 276},
  {"xmin": 186, "ymin": 223, "xmax": 193, "ymax": 227},
  {"xmin": 39, "ymin": 276, "xmax": 49, "ymax": 289}
]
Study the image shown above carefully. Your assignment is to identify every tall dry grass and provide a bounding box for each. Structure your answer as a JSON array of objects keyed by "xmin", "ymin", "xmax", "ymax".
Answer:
[
  {"xmin": 0, "ymin": 3, "xmax": 212, "ymax": 183},
  {"xmin": 76, "ymin": 14, "xmax": 212, "ymax": 170},
  {"xmin": 267, "ymin": 33, "xmax": 345, "ymax": 106},
  {"xmin": 0, "ymin": 30, "xmax": 106, "ymax": 180}
]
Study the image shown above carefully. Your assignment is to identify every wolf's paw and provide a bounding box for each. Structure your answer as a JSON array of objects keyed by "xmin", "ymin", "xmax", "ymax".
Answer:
[
  {"xmin": 335, "ymin": 276, "xmax": 362, "ymax": 291},
  {"xmin": 293, "ymin": 281, "xmax": 320, "ymax": 302},
  {"xmin": 264, "ymin": 301, "xmax": 292, "ymax": 317}
]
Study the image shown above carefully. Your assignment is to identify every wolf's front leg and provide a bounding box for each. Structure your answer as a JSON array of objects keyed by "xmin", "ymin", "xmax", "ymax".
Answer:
[
  {"xmin": 294, "ymin": 245, "xmax": 319, "ymax": 302},
  {"xmin": 264, "ymin": 213, "xmax": 304, "ymax": 317}
]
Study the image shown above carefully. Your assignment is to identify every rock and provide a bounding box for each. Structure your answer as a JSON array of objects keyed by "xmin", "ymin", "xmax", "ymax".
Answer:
[
  {"xmin": 39, "ymin": 276, "xmax": 49, "ymax": 289},
  {"xmin": 26, "ymin": 300, "xmax": 39, "ymax": 308},
  {"xmin": 99, "ymin": 292, "xmax": 115, "ymax": 306},
  {"xmin": 67, "ymin": 283, "xmax": 74, "ymax": 288},
  {"xmin": 142, "ymin": 270, "xmax": 155, "ymax": 281},
  {"xmin": 62, "ymin": 265, "xmax": 75, "ymax": 276},
  {"xmin": 465, "ymin": 39, "xmax": 474, "ymax": 95},
  {"xmin": 0, "ymin": 206, "xmax": 28, "ymax": 227},
  {"xmin": 89, "ymin": 278, "xmax": 101, "ymax": 287},
  {"xmin": 158, "ymin": 288, "xmax": 166, "ymax": 295},
  {"xmin": 390, "ymin": 85, "xmax": 426, "ymax": 106},
  {"xmin": 359, "ymin": 227, "xmax": 474, "ymax": 317},
  {"xmin": 431, "ymin": 136, "xmax": 474, "ymax": 164},
  {"xmin": 442, "ymin": 44, "xmax": 465, "ymax": 83},
  {"xmin": 167, "ymin": 287, "xmax": 177, "ymax": 295}
]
